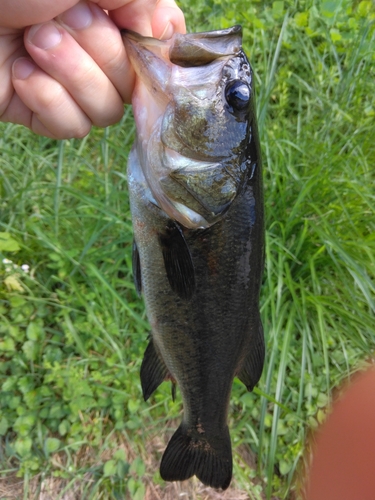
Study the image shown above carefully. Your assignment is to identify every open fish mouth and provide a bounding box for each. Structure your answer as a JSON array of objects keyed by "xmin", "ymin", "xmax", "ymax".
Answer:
[{"xmin": 122, "ymin": 25, "xmax": 243, "ymax": 70}]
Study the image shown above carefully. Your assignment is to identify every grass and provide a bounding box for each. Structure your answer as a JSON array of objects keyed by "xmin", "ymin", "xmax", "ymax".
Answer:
[{"xmin": 0, "ymin": 0, "xmax": 374, "ymax": 498}]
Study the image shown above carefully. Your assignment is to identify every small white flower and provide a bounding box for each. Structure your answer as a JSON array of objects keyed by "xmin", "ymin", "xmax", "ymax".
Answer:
[
  {"xmin": 21, "ymin": 264, "xmax": 30, "ymax": 273},
  {"xmin": 2, "ymin": 258, "xmax": 12, "ymax": 265}
]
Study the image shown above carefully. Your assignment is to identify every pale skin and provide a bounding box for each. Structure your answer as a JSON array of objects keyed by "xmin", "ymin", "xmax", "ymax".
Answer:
[{"xmin": 0, "ymin": 0, "xmax": 185, "ymax": 139}]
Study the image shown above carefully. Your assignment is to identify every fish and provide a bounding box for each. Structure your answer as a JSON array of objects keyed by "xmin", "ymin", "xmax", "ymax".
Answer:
[{"xmin": 122, "ymin": 25, "xmax": 265, "ymax": 490}]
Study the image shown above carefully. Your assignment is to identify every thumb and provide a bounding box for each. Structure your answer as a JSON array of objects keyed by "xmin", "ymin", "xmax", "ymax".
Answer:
[
  {"xmin": 152, "ymin": 0, "xmax": 186, "ymax": 39},
  {"xmin": 109, "ymin": 0, "xmax": 185, "ymax": 38}
]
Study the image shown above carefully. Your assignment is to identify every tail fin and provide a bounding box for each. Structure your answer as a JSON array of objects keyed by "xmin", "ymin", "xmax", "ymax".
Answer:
[{"xmin": 160, "ymin": 422, "xmax": 232, "ymax": 490}]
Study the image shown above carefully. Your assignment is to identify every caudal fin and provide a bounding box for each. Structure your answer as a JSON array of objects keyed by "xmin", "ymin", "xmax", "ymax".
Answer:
[{"xmin": 160, "ymin": 423, "xmax": 232, "ymax": 490}]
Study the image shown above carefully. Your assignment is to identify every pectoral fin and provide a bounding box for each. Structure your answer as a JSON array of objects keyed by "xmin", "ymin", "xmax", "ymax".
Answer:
[
  {"xmin": 132, "ymin": 239, "xmax": 142, "ymax": 297},
  {"xmin": 237, "ymin": 321, "xmax": 265, "ymax": 391},
  {"xmin": 158, "ymin": 220, "xmax": 195, "ymax": 300},
  {"xmin": 141, "ymin": 337, "xmax": 170, "ymax": 401}
]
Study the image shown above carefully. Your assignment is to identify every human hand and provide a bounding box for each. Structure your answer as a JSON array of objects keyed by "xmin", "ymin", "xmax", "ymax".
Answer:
[{"xmin": 0, "ymin": 0, "xmax": 185, "ymax": 139}]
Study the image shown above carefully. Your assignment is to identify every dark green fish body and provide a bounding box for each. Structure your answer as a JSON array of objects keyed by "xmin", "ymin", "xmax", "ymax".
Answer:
[{"xmin": 123, "ymin": 26, "xmax": 264, "ymax": 490}]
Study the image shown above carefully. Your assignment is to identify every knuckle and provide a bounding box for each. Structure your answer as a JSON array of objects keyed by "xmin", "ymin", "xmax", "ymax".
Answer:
[
  {"xmin": 33, "ymin": 84, "xmax": 92, "ymax": 139},
  {"xmin": 54, "ymin": 113, "xmax": 92, "ymax": 139},
  {"xmin": 36, "ymin": 81, "xmax": 66, "ymax": 112},
  {"xmin": 92, "ymin": 104, "xmax": 124, "ymax": 128},
  {"xmin": 32, "ymin": 112, "xmax": 91, "ymax": 140},
  {"xmin": 71, "ymin": 123, "xmax": 91, "ymax": 139},
  {"xmin": 99, "ymin": 42, "xmax": 127, "ymax": 77}
]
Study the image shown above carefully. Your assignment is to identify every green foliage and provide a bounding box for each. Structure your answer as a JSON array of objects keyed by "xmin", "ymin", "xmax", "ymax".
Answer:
[
  {"xmin": 1, "ymin": 0, "xmax": 374, "ymax": 498},
  {"xmin": 0, "ymin": 232, "xmax": 21, "ymax": 252},
  {"xmin": 0, "ymin": 111, "xmax": 152, "ymax": 497}
]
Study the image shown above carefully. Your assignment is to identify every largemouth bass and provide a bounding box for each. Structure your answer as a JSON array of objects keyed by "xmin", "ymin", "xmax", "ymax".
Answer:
[{"xmin": 122, "ymin": 25, "xmax": 264, "ymax": 490}]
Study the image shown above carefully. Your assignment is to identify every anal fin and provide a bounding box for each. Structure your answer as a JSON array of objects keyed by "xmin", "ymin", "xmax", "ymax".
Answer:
[
  {"xmin": 141, "ymin": 337, "xmax": 170, "ymax": 401},
  {"xmin": 237, "ymin": 321, "xmax": 265, "ymax": 391}
]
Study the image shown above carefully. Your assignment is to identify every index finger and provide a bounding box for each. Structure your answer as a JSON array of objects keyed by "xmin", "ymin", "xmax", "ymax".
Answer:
[
  {"xmin": 109, "ymin": 0, "xmax": 185, "ymax": 37},
  {"xmin": 0, "ymin": 0, "xmax": 78, "ymax": 28}
]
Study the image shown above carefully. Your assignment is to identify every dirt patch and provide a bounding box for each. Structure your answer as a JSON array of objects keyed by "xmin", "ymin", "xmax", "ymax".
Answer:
[{"xmin": 0, "ymin": 422, "xmax": 273, "ymax": 500}]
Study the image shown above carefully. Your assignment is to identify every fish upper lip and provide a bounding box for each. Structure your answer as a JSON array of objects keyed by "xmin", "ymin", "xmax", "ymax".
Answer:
[
  {"xmin": 169, "ymin": 25, "xmax": 243, "ymax": 67},
  {"xmin": 121, "ymin": 25, "xmax": 243, "ymax": 69}
]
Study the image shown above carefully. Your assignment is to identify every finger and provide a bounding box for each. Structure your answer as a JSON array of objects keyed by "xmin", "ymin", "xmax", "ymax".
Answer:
[
  {"xmin": 109, "ymin": 0, "xmax": 157, "ymax": 36},
  {"xmin": 152, "ymin": 0, "xmax": 186, "ymax": 39},
  {"xmin": 0, "ymin": 0, "xmax": 79, "ymax": 29},
  {"xmin": 0, "ymin": 31, "xmax": 26, "ymax": 117},
  {"xmin": 55, "ymin": 2, "xmax": 134, "ymax": 103},
  {"xmin": 23, "ymin": 20, "xmax": 124, "ymax": 126},
  {"xmin": 9, "ymin": 57, "xmax": 92, "ymax": 138},
  {"xmin": 109, "ymin": 0, "xmax": 185, "ymax": 39}
]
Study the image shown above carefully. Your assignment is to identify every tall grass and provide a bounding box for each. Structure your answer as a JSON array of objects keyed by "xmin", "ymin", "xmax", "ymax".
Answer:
[{"xmin": 0, "ymin": 0, "xmax": 374, "ymax": 498}]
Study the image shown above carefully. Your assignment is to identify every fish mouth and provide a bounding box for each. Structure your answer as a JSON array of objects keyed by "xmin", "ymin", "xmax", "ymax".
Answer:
[
  {"xmin": 122, "ymin": 25, "xmax": 242, "ymax": 75},
  {"xmin": 121, "ymin": 26, "xmax": 244, "ymax": 137}
]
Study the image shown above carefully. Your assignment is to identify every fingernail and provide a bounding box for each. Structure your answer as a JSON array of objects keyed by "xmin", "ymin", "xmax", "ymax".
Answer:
[
  {"xmin": 159, "ymin": 21, "xmax": 174, "ymax": 40},
  {"xmin": 29, "ymin": 22, "xmax": 62, "ymax": 50},
  {"xmin": 12, "ymin": 58, "xmax": 35, "ymax": 80},
  {"xmin": 59, "ymin": 2, "xmax": 93, "ymax": 30}
]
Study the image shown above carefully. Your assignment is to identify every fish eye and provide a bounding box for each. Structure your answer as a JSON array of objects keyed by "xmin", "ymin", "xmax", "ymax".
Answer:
[{"xmin": 225, "ymin": 81, "xmax": 250, "ymax": 111}]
